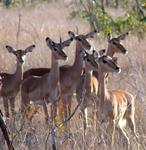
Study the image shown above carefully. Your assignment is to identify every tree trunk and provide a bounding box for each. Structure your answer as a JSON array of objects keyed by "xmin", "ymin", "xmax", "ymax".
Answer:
[
  {"xmin": 101, "ymin": 0, "xmax": 105, "ymax": 13},
  {"xmin": 115, "ymin": 0, "xmax": 119, "ymax": 8}
]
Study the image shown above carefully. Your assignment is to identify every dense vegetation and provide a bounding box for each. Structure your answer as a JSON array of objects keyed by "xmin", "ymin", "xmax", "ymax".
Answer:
[{"xmin": 70, "ymin": 0, "xmax": 146, "ymax": 36}]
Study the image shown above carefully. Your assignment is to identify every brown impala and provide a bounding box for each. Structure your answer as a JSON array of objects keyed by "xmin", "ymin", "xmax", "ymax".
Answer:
[
  {"xmin": 0, "ymin": 45, "xmax": 35, "ymax": 118},
  {"xmin": 97, "ymin": 55, "xmax": 137, "ymax": 148},
  {"xmin": 21, "ymin": 36, "xmax": 73, "ymax": 122}
]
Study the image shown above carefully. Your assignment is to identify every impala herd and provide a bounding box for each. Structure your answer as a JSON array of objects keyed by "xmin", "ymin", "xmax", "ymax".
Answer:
[{"xmin": 0, "ymin": 30, "xmax": 138, "ymax": 148}]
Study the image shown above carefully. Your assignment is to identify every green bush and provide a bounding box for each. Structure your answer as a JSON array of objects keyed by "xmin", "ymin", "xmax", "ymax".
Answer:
[
  {"xmin": 70, "ymin": 3, "xmax": 146, "ymax": 36},
  {"xmin": 4, "ymin": 0, "xmax": 12, "ymax": 7}
]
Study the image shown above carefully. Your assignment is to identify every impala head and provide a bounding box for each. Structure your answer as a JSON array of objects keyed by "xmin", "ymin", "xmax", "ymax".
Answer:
[
  {"xmin": 107, "ymin": 32, "xmax": 128, "ymax": 55},
  {"xmin": 5, "ymin": 45, "xmax": 35, "ymax": 64},
  {"xmin": 98, "ymin": 55, "xmax": 121, "ymax": 73},
  {"xmin": 46, "ymin": 37, "xmax": 72, "ymax": 60},
  {"xmin": 68, "ymin": 30, "xmax": 97, "ymax": 51},
  {"xmin": 80, "ymin": 50, "xmax": 99, "ymax": 71}
]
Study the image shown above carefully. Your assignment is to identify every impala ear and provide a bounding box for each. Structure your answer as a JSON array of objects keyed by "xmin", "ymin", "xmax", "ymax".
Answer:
[
  {"xmin": 46, "ymin": 37, "xmax": 55, "ymax": 49},
  {"xmin": 5, "ymin": 45, "xmax": 15, "ymax": 53},
  {"xmin": 24, "ymin": 45, "xmax": 35, "ymax": 53},
  {"xmin": 61, "ymin": 38, "xmax": 73, "ymax": 48},
  {"xmin": 68, "ymin": 31, "xmax": 75, "ymax": 39},
  {"xmin": 117, "ymin": 32, "xmax": 128, "ymax": 41},
  {"xmin": 85, "ymin": 30, "xmax": 97, "ymax": 39}
]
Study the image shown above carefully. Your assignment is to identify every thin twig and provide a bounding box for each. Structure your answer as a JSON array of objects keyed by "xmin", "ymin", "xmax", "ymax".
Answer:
[{"xmin": 0, "ymin": 110, "xmax": 15, "ymax": 150}]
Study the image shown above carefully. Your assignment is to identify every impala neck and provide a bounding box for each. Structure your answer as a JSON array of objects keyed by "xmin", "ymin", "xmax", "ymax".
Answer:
[
  {"xmin": 84, "ymin": 69, "xmax": 92, "ymax": 92},
  {"xmin": 71, "ymin": 41, "xmax": 84, "ymax": 79},
  {"xmin": 13, "ymin": 60, "xmax": 23, "ymax": 85},
  {"xmin": 107, "ymin": 44, "xmax": 115, "ymax": 57},
  {"xmin": 98, "ymin": 69, "xmax": 108, "ymax": 106},
  {"xmin": 49, "ymin": 53, "xmax": 59, "ymax": 85}
]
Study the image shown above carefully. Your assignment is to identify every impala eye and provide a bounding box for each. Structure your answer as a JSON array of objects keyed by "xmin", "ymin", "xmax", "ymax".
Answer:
[
  {"xmin": 103, "ymin": 60, "xmax": 107, "ymax": 63},
  {"xmin": 54, "ymin": 48, "xmax": 57, "ymax": 51},
  {"xmin": 87, "ymin": 58, "xmax": 90, "ymax": 62},
  {"xmin": 15, "ymin": 53, "xmax": 18, "ymax": 56},
  {"xmin": 112, "ymin": 41, "xmax": 116, "ymax": 45},
  {"xmin": 78, "ymin": 37, "xmax": 83, "ymax": 41}
]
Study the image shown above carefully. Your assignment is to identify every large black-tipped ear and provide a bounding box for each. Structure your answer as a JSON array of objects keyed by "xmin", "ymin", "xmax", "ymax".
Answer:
[
  {"xmin": 5, "ymin": 45, "xmax": 15, "ymax": 53},
  {"xmin": 68, "ymin": 31, "xmax": 75, "ymax": 39},
  {"xmin": 85, "ymin": 30, "xmax": 97, "ymax": 39},
  {"xmin": 24, "ymin": 45, "xmax": 35, "ymax": 53},
  {"xmin": 117, "ymin": 32, "xmax": 129, "ymax": 41},
  {"xmin": 46, "ymin": 37, "xmax": 55, "ymax": 48},
  {"xmin": 62, "ymin": 38, "xmax": 73, "ymax": 48}
]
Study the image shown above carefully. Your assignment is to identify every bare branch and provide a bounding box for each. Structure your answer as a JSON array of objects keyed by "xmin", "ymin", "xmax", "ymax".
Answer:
[
  {"xmin": 0, "ymin": 110, "xmax": 15, "ymax": 150},
  {"xmin": 16, "ymin": 10, "xmax": 21, "ymax": 49}
]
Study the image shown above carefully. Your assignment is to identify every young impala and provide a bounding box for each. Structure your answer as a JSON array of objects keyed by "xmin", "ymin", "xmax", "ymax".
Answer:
[
  {"xmin": 0, "ymin": 45, "xmax": 35, "ymax": 118},
  {"xmin": 97, "ymin": 55, "xmax": 137, "ymax": 148}
]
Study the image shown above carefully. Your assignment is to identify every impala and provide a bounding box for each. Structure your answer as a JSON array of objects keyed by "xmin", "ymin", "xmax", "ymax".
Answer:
[
  {"xmin": 97, "ymin": 55, "xmax": 137, "ymax": 148},
  {"xmin": 21, "ymin": 37, "xmax": 72, "ymax": 122},
  {"xmin": 0, "ymin": 45, "xmax": 35, "ymax": 118}
]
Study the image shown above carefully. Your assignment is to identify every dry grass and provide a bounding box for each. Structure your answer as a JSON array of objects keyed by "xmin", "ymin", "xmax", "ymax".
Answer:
[{"xmin": 0, "ymin": 1, "xmax": 146, "ymax": 150}]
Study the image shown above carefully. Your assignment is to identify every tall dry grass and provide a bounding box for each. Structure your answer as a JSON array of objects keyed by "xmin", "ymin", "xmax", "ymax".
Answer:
[{"xmin": 0, "ymin": 1, "xmax": 146, "ymax": 150}]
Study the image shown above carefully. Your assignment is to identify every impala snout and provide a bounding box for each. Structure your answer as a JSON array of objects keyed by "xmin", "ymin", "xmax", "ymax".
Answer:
[
  {"xmin": 116, "ymin": 66, "xmax": 121, "ymax": 73},
  {"xmin": 87, "ymin": 45, "xmax": 91, "ymax": 50},
  {"xmin": 60, "ymin": 50, "xmax": 68, "ymax": 61},
  {"xmin": 124, "ymin": 50, "xmax": 128, "ymax": 55},
  {"xmin": 64, "ymin": 55, "xmax": 68, "ymax": 61},
  {"xmin": 117, "ymin": 43, "xmax": 128, "ymax": 55}
]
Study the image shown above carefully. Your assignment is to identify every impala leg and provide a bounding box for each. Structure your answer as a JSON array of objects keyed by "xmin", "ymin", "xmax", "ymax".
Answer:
[
  {"xmin": 51, "ymin": 102, "xmax": 57, "ymax": 124},
  {"xmin": 9, "ymin": 98, "xmax": 15, "ymax": 118},
  {"xmin": 106, "ymin": 120, "xmax": 113, "ymax": 145},
  {"xmin": 84, "ymin": 108, "xmax": 89, "ymax": 128},
  {"xmin": 67, "ymin": 95, "xmax": 72, "ymax": 117},
  {"xmin": 128, "ymin": 115, "xmax": 138, "ymax": 138},
  {"xmin": 21, "ymin": 92, "xmax": 29, "ymax": 114},
  {"xmin": 64, "ymin": 98, "xmax": 68, "ymax": 129},
  {"xmin": 63, "ymin": 97, "xmax": 67, "ymax": 119},
  {"xmin": 82, "ymin": 108, "xmax": 86, "ymax": 136},
  {"xmin": 65, "ymin": 95, "xmax": 72, "ymax": 131},
  {"xmin": 3, "ymin": 97, "xmax": 9, "ymax": 118},
  {"xmin": 43, "ymin": 99, "xmax": 49, "ymax": 124},
  {"xmin": 111, "ymin": 120, "xmax": 116, "ymax": 147},
  {"xmin": 119, "ymin": 126, "xmax": 130, "ymax": 149},
  {"xmin": 58, "ymin": 98, "xmax": 64, "ymax": 121}
]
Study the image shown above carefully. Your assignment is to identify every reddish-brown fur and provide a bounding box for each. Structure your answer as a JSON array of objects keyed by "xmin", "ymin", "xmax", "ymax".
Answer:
[{"xmin": 97, "ymin": 56, "xmax": 137, "ymax": 148}]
